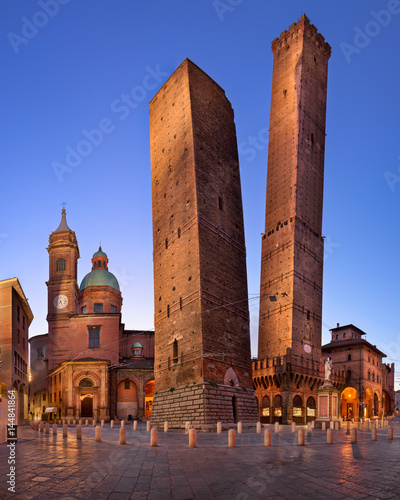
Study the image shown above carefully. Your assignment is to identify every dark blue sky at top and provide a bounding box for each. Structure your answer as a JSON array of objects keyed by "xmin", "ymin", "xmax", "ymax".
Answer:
[{"xmin": 1, "ymin": 0, "xmax": 399, "ymax": 388}]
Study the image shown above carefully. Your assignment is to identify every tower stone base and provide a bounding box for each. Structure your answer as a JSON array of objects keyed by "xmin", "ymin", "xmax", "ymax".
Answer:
[{"xmin": 150, "ymin": 383, "xmax": 258, "ymax": 431}]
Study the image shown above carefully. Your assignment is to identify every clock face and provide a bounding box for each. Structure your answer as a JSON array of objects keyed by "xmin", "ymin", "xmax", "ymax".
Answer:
[
  {"xmin": 303, "ymin": 344, "xmax": 312, "ymax": 354},
  {"xmin": 54, "ymin": 294, "xmax": 68, "ymax": 309}
]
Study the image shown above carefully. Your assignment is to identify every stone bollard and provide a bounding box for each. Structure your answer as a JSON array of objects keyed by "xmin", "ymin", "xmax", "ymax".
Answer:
[
  {"xmin": 307, "ymin": 422, "xmax": 312, "ymax": 433},
  {"xmin": 110, "ymin": 420, "xmax": 114, "ymax": 429},
  {"xmin": 298, "ymin": 429, "xmax": 305, "ymax": 446},
  {"xmin": 63, "ymin": 424, "xmax": 67, "ymax": 437},
  {"xmin": 146, "ymin": 421, "xmax": 151, "ymax": 432},
  {"xmin": 101, "ymin": 419, "xmax": 104, "ymax": 428},
  {"xmin": 53, "ymin": 423, "xmax": 57, "ymax": 435},
  {"xmin": 330, "ymin": 421, "xmax": 334, "ymax": 430},
  {"xmin": 67, "ymin": 419, "xmax": 70, "ymax": 425},
  {"xmin": 327, "ymin": 429, "xmax": 333, "ymax": 444},
  {"xmin": 256, "ymin": 422, "xmax": 261, "ymax": 434},
  {"xmin": 351, "ymin": 418, "xmax": 355, "ymax": 423},
  {"xmin": 372, "ymin": 428, "xmax": 377, "ymax": 441},
  {"xmin": 85, "ymin": 419, "xmax": 88, "ymax": 427},
  {"xmin": 95, "ymin": 426, "xmax": 101, "ymax": 442},
  {"xmin": 73, "ymin": 419, "xmax": 76, "ymax": 425},
  {"xmin": 291, "ymin": 422, "xmax": 296, "ymax": 433},
  {"xmin": 164, "ymin": 421, "xmax": 169, "ymax": 433},
  {"xmin": 367, "ymin": 420, "xmax": 371, "ymax": 430},
  {"xmin": 189, "ymin": 428, "xmax": 196, "ymax": 448},
  {"xmin": 77, "ymin": 426, "xmax": 82, "ymax": 440},
  {"xmin": 311, "ymin": 420, "xmax": 315, "ymax": 429},
  {"xmin": 120, "ymin": 427, "xmax": 126, "ymax": 445},
  {"xmin": 237, "ymin": 422, "xmax": 242, "ymax": 434},
  {"xmin": 274, "ymin": 422, "xmax": 279, "ymax": 434},
  {"xmin": 93, "ymin": 420, "xmax": 96, "ymax": 427},
  {"xmin": 185, "ymin": 421, "xmax": 190, "ymax": 434},
  {"xmin": 121, "ymin": 420, "xmax": 125, "ymax": 428},
  {"xmin": 358, "ymin": 421, "xmax": 361, "ymax": 430},
  {"xmin": 217, "ymin": 422, "xmax": 222, "ymax": 434},
  {"xmin": 150, "ymin": 428, "xmax": 158, "ymax": 447},
  {"xmin": 45, "ymin": 423, "xmax": 49, "ymax": 434},
  {"xmin": 388, "ymin": 427, "xmax": 393, "ymax": 440},
  {"xmin": 264, "ymin": 429, "xmax": 271, "ymax": 447},
  {"xmin": 351, "ymin": 428, "xmax": 357, "ymax": 443},
  {"xmin": 133, "ymin": 420, "xmax": 138, "ymax": 431},
  {"xmin": 322, "ymin": 422, "xmax": 326, "ymax": 432},
  {"xmin": 39, "ymin": 422, "xmax": 44, "ymax": 433},
  {"xmin": 58, "ymin": 420, "xmax": 62, "ymax": 425},
  {"xmin": 79, "ymin": 419, "xmax": 82, "ymax": 426},
  {"xmin": 228, "ymin": 429, "xmax": 236, "ymax": 448},
  {"xmin": 346, "ymin": 421, "xmax": 350, "ymax": 435},
  {"xmin": 335, "ymin": 421, "xmax": 340, "ymax": 431}
]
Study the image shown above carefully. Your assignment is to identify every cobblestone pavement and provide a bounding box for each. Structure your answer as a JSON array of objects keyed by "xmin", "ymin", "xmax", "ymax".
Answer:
[{"xmin": 1, "ymin": 418, "xmax": 400, "ymax": 500}]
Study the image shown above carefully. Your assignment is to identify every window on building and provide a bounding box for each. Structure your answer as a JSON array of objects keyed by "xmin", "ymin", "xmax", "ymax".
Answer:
[
  {"xmin": 80, "ymin": 379, "xmax": 94, "ymax": 387},
  {"xmin": 343, "ymin": 333, "xmax": 346, "ymax": 338},
  {"xmin": 368, "ymin": 356, "xmax": 370, "ymax": 362},
  {"xmin": 59, "ymin": 391, "xmax": 61, "ymax": 401},
  {"xmin": 335, "ymin": 334, "xmax": 338, "ymax": 340},
  {"xmin": 173, "ymin": 339, "xmax": 178, "ymax": 363},
  {"xmin": 368, "ymin": 371, "xmax": 371, "ymax": 381},
  {"xmin": 348, "ymin": 354, "xmax": 351, "ymax": 361},
  {"xmin": 17, "ymin": 305, "xmax": 20, "ymax": 321},
  {"xmin": 23, "ymin": 316, "xmax": 25, "ymax": 329},
  {"xmin": 372, "ymin": 358, "xmax": 375, "ymax": 365},
  {"xmin": 94, "ymin": 303, "xmax": 103, "ymax": 314},
  {"xmin": 56, "ymin": 258, "xmax": 66, "ymax": 272},
  {"xmin": 111, "ymin": 305, "xmax": 117, "ymax": 313},
  {"xmin": 42, "ymin": 393, "xmax": 46, "ymax": 401},
  {"xmin": 124, "ymin": 381, "xmax": 130, "ymax": 390},
  {"xmin": 17, "ymin": 330, "xmax": 20, "ymax": 344},
  {"xmin": 23, "ymin": 338, "xmax": 25, "ymax": 350},
  {"xmin": 372, "ymin": 373, "xmax": 375, "ymax": 382},
  {"xmin": 307, "ymin": 310, "xmax": 310, "ymax": 321},
  {"xmin": 88, "ymin": 328, "xmax": 100, "ymax": 348},
  {"xmin": 59, "ymin": 373, "xmax": 61, "ymax": 382},
  {"xmin": 49, "ymin": 393, "xmax": 52, "ymax": 402},
  {"xmin": 81, "ymin": 306, "xmax": 87, "ymax": 314},
  {"xmin": 38, "ymin": 348, "xmax": 45, "ymax": 359}
]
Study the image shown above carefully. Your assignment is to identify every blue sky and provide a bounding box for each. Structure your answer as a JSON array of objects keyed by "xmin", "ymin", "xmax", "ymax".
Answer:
[{"xmin": 1, "ymin": 0, "xmax": 399, "ymax": 389}]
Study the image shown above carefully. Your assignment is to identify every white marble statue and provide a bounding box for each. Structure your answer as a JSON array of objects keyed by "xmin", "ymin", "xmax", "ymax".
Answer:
[{"xmin": 324, "ymin": 357, "xmax": 332, "ymax": 382}]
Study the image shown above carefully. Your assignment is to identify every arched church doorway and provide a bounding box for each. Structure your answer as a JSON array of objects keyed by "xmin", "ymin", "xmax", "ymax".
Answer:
[
  {"xmin": 117, "ymin": 379, "xmax": 138, "ymax": 420},
  {"xmin": 81, "ymin": 396, "xmax": 93, "ymax": 418},
  {"xmin": 144, "ymin": 380, "xmax": 154, "ymax": 419},
  {"xmin": 341, "ymin": 387, "xmax": 358, "ymax": 421}
]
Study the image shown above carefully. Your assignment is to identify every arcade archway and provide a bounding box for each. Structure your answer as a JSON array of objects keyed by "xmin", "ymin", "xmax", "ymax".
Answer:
[{"xmin": 341, "ymin": 387, "xmax": 358, "ymax": 421}]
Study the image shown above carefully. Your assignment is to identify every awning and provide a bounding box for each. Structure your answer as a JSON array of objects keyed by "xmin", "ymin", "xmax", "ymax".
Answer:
[{"xmin": 44, "ymin": 407, "xmax": 58, "ymax": 413}]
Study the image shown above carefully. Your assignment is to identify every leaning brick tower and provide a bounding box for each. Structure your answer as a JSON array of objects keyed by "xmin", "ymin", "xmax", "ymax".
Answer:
[
  {"xmin": 149, "ymin": 59, "xmax": 258, "ymax": 428},
  {"xmin": 258, "ymin": 15, "xmax": 331, "ymax": 362}
]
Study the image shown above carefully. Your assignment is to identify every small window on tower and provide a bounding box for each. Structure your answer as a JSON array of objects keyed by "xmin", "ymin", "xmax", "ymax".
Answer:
[
  {"xmin": 111, "ymin": 305, "xmax": 117, "ymax": 313},
  {"xmin": 348, "ymin": 354, "xmax": 351, "ymax": 361},
  {"xmin": 94, "ymin": 303, "xmax": 103, "ymax": 314},
  {"xmin": 124, "ymin": 380, "xmax": 130, "ymax": 390},
  {"xmin": 81, "ymin": 306, "xmax": 87, "ymax": 314},
  {"xmin": 37, "ymin": 347, "xmax": 44, "ymax": 359},
  {"xmin": 56, "ymin": 258, "xmax": 66, "ymax": 272},
  {"xmin": 218, "ymin": 197, "xmax": 224, "ymax": 211},
  {"xmin": 173, "ymin": 339, "xmax": 178, "ymax": 363}
]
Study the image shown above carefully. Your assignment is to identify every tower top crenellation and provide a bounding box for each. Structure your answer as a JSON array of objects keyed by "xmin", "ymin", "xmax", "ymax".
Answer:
[{"xmin": 272, "ymin": 15, "xmax": 331, "ymax": 57}]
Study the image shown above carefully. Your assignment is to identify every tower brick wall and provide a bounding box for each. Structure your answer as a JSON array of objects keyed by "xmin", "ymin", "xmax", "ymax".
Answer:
[
  {"xmin": 150, "ymin": 59, "xmax": 257, "ymax": 426},
  {"xmin": 258, "ymin": 16, "xmax": 331, "ymax": 362}
]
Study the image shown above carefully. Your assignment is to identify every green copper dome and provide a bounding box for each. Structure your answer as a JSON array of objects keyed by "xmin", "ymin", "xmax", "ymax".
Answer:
[
  {"xmin": 132, "ymin": 342, "xmax": 143, "ymax": 348},
  {"xmin": 93, "ymin": 247, "xmax": 108, "ymax": 258},
  {"xmin": 80, "ymin": 269, "xmax": 120, "ymax": 291}
]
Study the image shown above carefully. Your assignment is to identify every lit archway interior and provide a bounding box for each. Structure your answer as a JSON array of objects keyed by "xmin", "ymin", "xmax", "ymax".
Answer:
[{"xmin": 341, "ymin": 387, "xmax": 359, "ymax": 421}]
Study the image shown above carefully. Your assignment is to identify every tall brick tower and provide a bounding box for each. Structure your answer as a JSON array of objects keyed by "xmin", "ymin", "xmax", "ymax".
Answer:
[
  {"xmin": 253, "ymin": 17, "xmax": 333, "ymax": 425},
  {"xmin": 149, "ymin": 59, "xmax": 258, "ymax": 428},
  {"xmin": 258, "ymin": 16, "xmax": 331, "ymax": 362}
]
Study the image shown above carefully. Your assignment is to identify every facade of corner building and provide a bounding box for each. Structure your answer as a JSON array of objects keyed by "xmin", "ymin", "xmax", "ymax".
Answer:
[
  {"xmin": 322, "ymin": 324, "xmax": 395, "ymax": 420},
  {"xmin": 0, "ymin": 278, "xmax": 33, "ymax": 434},
  {"xmin": 28, "ymin": 209, "xmax": 154, "ymax": 422}
]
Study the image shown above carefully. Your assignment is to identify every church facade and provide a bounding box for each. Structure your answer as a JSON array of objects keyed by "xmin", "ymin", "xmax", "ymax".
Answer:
[{"xmin": 29, "ymin": 210, "xmax": 154, "ymax": 422}]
